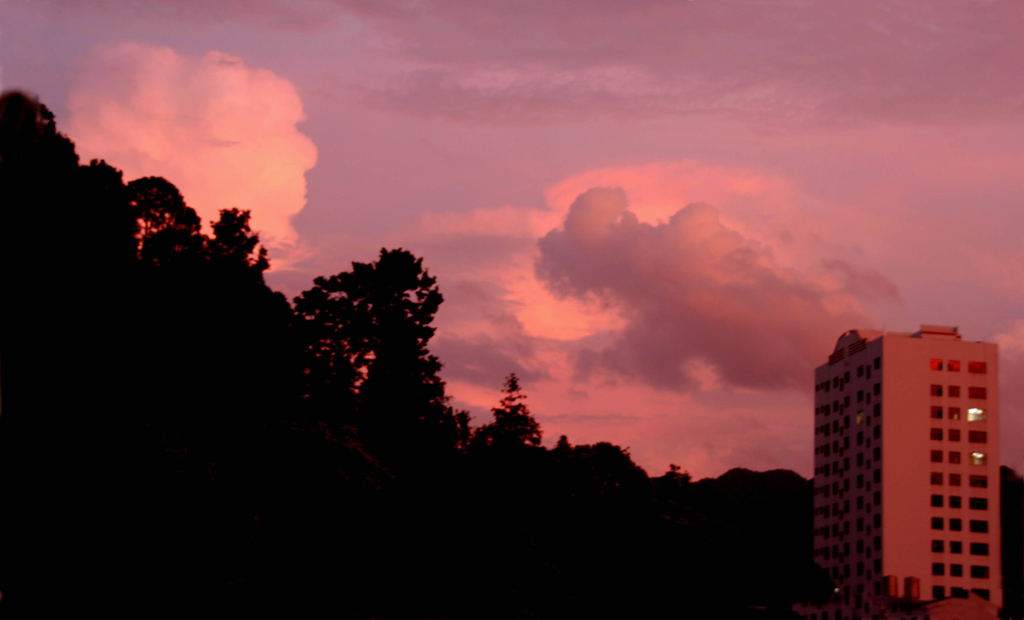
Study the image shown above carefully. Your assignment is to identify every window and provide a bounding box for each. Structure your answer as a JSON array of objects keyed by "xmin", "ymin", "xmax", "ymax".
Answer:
[
  {"xmin": 949, "ymin": 407, "xmax": 961, "ymax": 420},
  {"xmin": 931, "ymin": 494, "xmax": 944, "ymax": 507},
  {"xmin": 951, "ymin": 541, "xmax": 962, "ymax": 554},
  {"xmin": 932, "ymin": 472, "xmax": 945, "ymax": 485},
  {"xmin": 874, "ymin": 469, "xmax": 881, "ymax": 483},
  {"xmin": 951, "ymin": 564, "xmax": 963, "ymax": 576},
  {"xmin": 874, "ymin": 513, "xmax": 881, "ymax": 527},
  {"xmin": 968, "ymin": 407, "xmax": 986, "ymax": 422},
  {"xmin": 970, "ymin": 452, "xmax": 987, "ymax": 466},
  {"xmin": 933, "ymin": 586, "xmax": 945, "ymax": 599},
  {"xmin": 970, "ymin": 565, "xmax": 990, "ymax": 579},
  {"xmin": 952, "ymin": 587, "xmax": 968, "ymax": 598},
  {"xmin": 970, "ymin": 543, "xmax": 989, "ymax": 556},
  {"xmin": 931, "ymin": 406, "xmax": 943, "ymax": 419},
  {"xmin": 873, "ymin": 425, "xmax": 880, "ymax": 439},
  {"xmin": 932, "ymin": 517, "xmax": 944, "ymax": 530},
  {"xmin": 972, "ymin": 589, "xmax": 990, "ymax": 601},
  {"xmin": 856, "ymin": 411, "xmax": 864, "ymax": 424},
  {"xmin": 932, "ymin": 540, "xmax": 945, "ymax": 552},
  {"xmin": 948, "ymin": 360, "xmax": 961, "ymax": 372},
  {"xmin": 969, "ymin": 475, "xmax": 987, "ymax": 488},
  {"xmin": 874, "ymin": 357, "xmax": 880, "ymax": 369},
  {"xmin": 949, "ymin": 429, "xmax": 961, "ymax": 442},
  {"xmin": 844, "ymin": 371, "xmax": 850, "ymax": 382},
  {"xmin": 950, "ymin": 451, "xmax": 961, "ymax": 464},
  {"xmin": 858, "ymin": 365, "xmax": 864, "ymax": 377},
  {"xmin": 969, "ymin": 362, "xmax": 987, "ymax": 374},
  {"xmin": 969, "ymin": 387, "xmax": 987, "ymax": 399},
  {"xmin": 857, "ymin": 431, "xmax": 864, "ymax": 445},
  {"xmin": 950, "ymin": 474, "xmax": 962, "ymax": 486},
  {"xmin": 950, "ymin": 496, "xmax": 962, "ymax": 508},
  {"xmin": 833, "ymin": 377, "xmax": 839, "ymax": 388},
  {"xmin": 949, "ymin": 385, "xmax": 961, "ymax": 398},
  {"xmin": 933, "ymin": 563, "xmax": 945, "ymax": 576},
  {"xmin": 844, "ymin": 396, "xmax": 850, "ymax": 407},
  {"xmin": 931, "ymin": 428, "xmax": 944, "ymax": 440},
  {"xmin": 931, "ymin": 385, "xmax": 943, "ymax": 396},
  {"xmin": 969, "ymin": 497, "xmax": 988, "ymax": 510},
  {"xmin": 874, "ymin": 383, "xmax": 880, "ymax": 395},
  {"xmin": 969, "ymin": 431, "xmax": 987, "ymax": 444},
  {"xmin": 931, "ymin": 450, "xmax": 944, "ymax": 463},
  {"xmin": 950, "ymin": 518, "xmax": 962, "ymax": 531},
  {"xmin": 857, "ymin": 517, "xmax": 864, "ymax": 531},
  {"xmin": 970, "ymin": 520, "xmax": 988, "ymax": 533},
  {"xmin": 931, "ymin": 359, "xmax": 944, "ymax": 371},
  {"xmin": 857, "ymin": 390, "xmax": 863, "ymax": 403},
  {"xmin": 874, "ymin": 536, "xmax": 881, "ymax": 550},
  {"xmin": 874, "ymin": 448, "xmax": 880, "ymax": 461}
]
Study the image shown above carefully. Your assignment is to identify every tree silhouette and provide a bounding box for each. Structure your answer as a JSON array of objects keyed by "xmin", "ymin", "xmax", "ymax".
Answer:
[{"xmin": 472, "ymin": 373, "xmax": 542, "ymax": 450}]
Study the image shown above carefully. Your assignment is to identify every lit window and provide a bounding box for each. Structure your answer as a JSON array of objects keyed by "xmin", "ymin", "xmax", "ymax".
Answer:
[
  {"xmin": 970, "ymin": 452, "xmax": 987, "ymax": 466},
  {"xmin": 931, "ymin": 406, "xmax": 943, "ymax": 419},
  {"xmin": 856, "ymin": 412, "xmax": 864, "ymax": 424},
  {"xmin": 970, "ymin": 543, "xmax": 989, "ymax": 556},
  {"xmin": 970, "ymin": 520, "xmax": 988, "ymax": 533},
  {"xmin": 931, "ymin": 385, "xmax": 943, "ymax": 397},
  {"xmin": 931, "ymin": 473, "xmax": 944, "ymax": 485},
  {"xmin": 968, "ymin": 387, "xmax": 987, "ymax": 399},
  {"xmin": 931, "ymin": 428, "xmax": 944, "ymax": 440},
  {"xmin": 931, "ymin": 450, "xmax": 944, "ymax": 463},
  {"xmin": 968, "ymin": 431, "xmax": 987, "ymax": 444},
  {"xmin": 931, "ymin": 359, "xmax": 944, "ymax": 371},
  {"xmin": 971, "ymin": 565, "xmax": 990, "ymax": 578},
  {"xmin": 968, "ymin": 408, "xmax": 986, "ymax": 422},
  {"xmin": 949, "ymin": 407, "xmax": 961, "ymax": 420},
  {"xmin": 949, "ymin": 452, "xmax": 961, "ymax": 464},
  {"xmin": 968, "ymin": 362, "xmax": 987, "ymax": 374},
  {"xmin": 948, "ymin": 360, "xmax": 961, "ymax": 372},
  {"xmin": 950, "ymin": 474, "xmax": 962, "ymax": 486},
  {"xmin": 949, "ymin": 385, "xmax": 961, "ymax": 398}
]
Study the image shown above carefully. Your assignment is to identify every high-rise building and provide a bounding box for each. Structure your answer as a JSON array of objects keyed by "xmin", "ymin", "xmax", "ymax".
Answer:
[{"xmin": 805, "ymin": 325, "xmax": 1000, "ymax": 620}]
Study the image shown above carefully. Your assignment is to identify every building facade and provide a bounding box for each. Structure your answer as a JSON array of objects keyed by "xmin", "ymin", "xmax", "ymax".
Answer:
[{"xmin": 806, "ymin": 326, "xmax": 1000, "ymax": 620}]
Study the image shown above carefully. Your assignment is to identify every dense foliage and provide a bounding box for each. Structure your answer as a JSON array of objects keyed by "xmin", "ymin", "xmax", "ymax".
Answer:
[{"xmin": 0, "ymin": 90, "xmax": 847, "ymax": 617}]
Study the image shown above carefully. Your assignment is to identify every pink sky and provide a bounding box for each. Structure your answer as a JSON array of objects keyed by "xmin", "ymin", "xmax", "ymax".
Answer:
[{"xmin": 5, "ymin": 0, "xmax": 1024, "ymax": 478}]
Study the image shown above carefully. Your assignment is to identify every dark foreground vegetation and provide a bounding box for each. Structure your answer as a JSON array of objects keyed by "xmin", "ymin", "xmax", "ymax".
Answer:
[{"xmin": 1, "ymin": 90, "xmax": 979, "ymax": 617}]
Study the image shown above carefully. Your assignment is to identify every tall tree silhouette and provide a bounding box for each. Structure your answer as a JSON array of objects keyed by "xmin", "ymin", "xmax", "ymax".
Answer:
[
  {"xmin": 294, "ymin": 248, "xmax": 457, "ymax": 471},
  {"xmin": 473, "ymin": 373, "xmax": 542, "ymax": 449}
]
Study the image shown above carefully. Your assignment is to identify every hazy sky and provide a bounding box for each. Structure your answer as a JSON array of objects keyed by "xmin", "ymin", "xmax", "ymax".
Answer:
[{"xmin": 5, "ymin": 0, "xmax": 1024, "ymax": 478}]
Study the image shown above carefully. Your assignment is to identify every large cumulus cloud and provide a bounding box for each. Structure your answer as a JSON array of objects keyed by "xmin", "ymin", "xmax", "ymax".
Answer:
[
  {"xmin": 537, "ymin": 187, "xmax": 881, "ymax": 392},
  {"xmin": 67, "ymin": 43, "xmax": 317, "ymax": 252}
]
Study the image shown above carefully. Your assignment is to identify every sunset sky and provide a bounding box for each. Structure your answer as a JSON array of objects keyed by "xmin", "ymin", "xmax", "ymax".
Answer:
[{"xmin": 5, "ymin": 0, "xmax": 1024, "ymax": 479}]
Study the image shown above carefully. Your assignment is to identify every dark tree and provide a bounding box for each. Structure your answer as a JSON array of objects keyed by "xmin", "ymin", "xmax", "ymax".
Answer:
[
  {"xmin": 472, "ymin": 373, "xmax": 542, "ymax": 450},
  {"xmin": 130, "ymin": 176, "xmax": 204, "ymax": 264}
]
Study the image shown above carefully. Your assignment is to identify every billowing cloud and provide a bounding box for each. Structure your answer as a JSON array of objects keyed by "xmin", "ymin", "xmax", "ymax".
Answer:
[
  {"xmin": 537, "ymin": 187, "xmax": 885, "ymax": 392},
  {"xmin": 67, "ymin": 43, "xmax": 317, "ymax": 254}
]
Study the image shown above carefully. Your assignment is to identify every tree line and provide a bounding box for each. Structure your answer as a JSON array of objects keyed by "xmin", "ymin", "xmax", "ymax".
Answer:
[{"xmin": 0, "ymin": 90, "xmax": 863, "ymax": 617}]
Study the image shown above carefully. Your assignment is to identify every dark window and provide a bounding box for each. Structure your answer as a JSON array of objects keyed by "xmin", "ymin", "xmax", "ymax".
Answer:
[
  {"xmin": 970, "ymin": 543, "xmax": 989, "ymax": 556},
  {"xmin": 932, "ymin": 563, "xmax": 945, "ymax": 575},
  {"xmin": 933, "ymin": 586, "xmax": 945, "ymax": 599},
  {"xmin": 950, "ymin": 496, "xmax": 962, "ymax": 508},
  {"xmin": 931, "ymin": 494, "xmax": 944, "ymax": 507},
  {"xmin": 858, "ymin": 390, "xmax": 864, "ymax": 402},
  {"xmin": 969, "ymin": 362, "xmax": 987, "ymax": 374},
  {"xmin": 931, "ymin": 384, "xmax": 943, "ymax": 396},
  {"xmin": 970, "ymin": 520, "xmax": 988, "ymax": 533},
  {"xmin": 867, "ymin": 366, "xmax": 872, "ymax": 379},
  {"xmin": 949, "ymin": 429, "xmax": 961, "ymax": 442},
  {"xmin": 969, "ymin": 387, "xmax": 987, "ymax": 399},
  {"xmin": 858, "ymin": 431, "xmax": 864, "ymax": 445},
  {"xmin": 858, "ymin": 365, "xmax": 864, "ymax": 377},
  {"xmin": 874, "ymin": 448, "xmax": 880, "ymax": 461},
  {"xmin": 873, "ymin": 403, "xmax": 880, "ymax": 416},
  {"xmin": 972, "ymin": 589, "xmax": 990, "ymax": 601},
  {"xmin": 874, "ymin": 536, "xmax": 881, "ymax": 550},
  {"xmin": 949, "ymin": 385, "xmax": 961, "ymax": 398},
  {"xmin": 950, "ymin": 518, "xmax": 962, "ymax": 531},
  {"xmin": 951, "ymin": 541, "xmax": 962, "ymax": 554},
  {"xmin": 857, "ymin": 474, "xmax": 864, "ymax": 488},
  {"xmin": 970, "ymin": 565, "xmax": 990, "ymax": 578},
  {"xmin": 873, "ymin": 469, "xmax": 880, "ymax": 483},
  {"xmin": 931, "ymin": 473, "xmax": 944, "ymax": 485},
  {"xmin": 874, "ymin": 383, "xmax": 880, "ymax": 395},
  {"xmin": 844, "ymin": 396, "xmax": 850, "ymax": 407},
  {"xmin": 931, "ymin": 450, "xmax": 944, "ymax": 463},
  {"xmin": 951, "ymin": 564, "xmax": 963, "ymax": 576},
  {"xmin": 969, "ymin": 475, "xmax": 987, "ymax": 488},
  {"xmin": 931, "ymin": 428, "xmax": 943, "ymax": 440},
  {"xmin": 968, "ymin": 431, "xmax": 987, "ymax": 444},
  {"xmin": 931, "ymin": 359, "xmax": 943, "ymax": 371},
  {"xmin": 931, "ymin": 406, "xmax": 943, "ymax": 419},
  {"xmin": 949, "ymin": 451, "xmax": 961, "ymax": 464},
  {"xmin": 948, "ymin": 360, "xmax": 961, "ymax": 372},
  {"xmin": 844, "ymin": 371, "xmax": 850, "ymax": 382},
  {"xmin": 874, "ymin": 357, "xmax": 880, "ymax": 369},
  {"xmin": 857, "ymin": 517, "xmax": 864, "ymax": 531},
  {"xmin": 873, "ymin": 425, "xmax": 880, "ymax": 439},
  {"xmin": 874, "ymin": 513, "xmax": 881, "ymax": 527},
  {"xmin": 932, "ymin": 517, "xmax": 944, "ymax": 530},
  {"xmin": 950, "ymin": 474, "xmax": 962, "ymax": 486},
  {"xmin": 969, "ymin": 497, "xmax": 988, "ymax": 510},
  {"xmin": 952, "ymin": 587, "xmax": 968, "ymax": 598},
  {"xmin": 932, "ymin": 540, "xmax": 944, "ymax": 552}
]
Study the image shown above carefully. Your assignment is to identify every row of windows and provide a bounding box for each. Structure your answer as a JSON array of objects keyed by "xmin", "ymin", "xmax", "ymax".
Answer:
[
  {"xmin": 931, "ymin": 450, "xmax": 988, "ymax": 465},
  {"xmin": 931, "ymin": 406, "xmax": 987, "ymax": 421},
  {"xmin": 932, "ymin": 586, "xmax": 990, "ymax": 600},
  {"xmin": 930, "ymin": 473, "xmax": 988, "ymax": 487},
  {"xmin": 932, "ymin": 563, "xmax": 990, "ymax": 578},
  {"xmin": 816, "ymin": 469, "xmax": 881, "ymax": 497},
  {"xmin": 930, "ymin": 359, "xmax": 988, "ymax": 374},
  {"xmin": 816, "ymin": 492, "xmax": 882, "ymax": 520},
  {"xmin": 930, "ymin": 429, "xmax": 987, "ymax": 443},
  {"xmin": 931, "ymin": 495, "xmax": 988, "ymax": 510},
  {"xmin": 930, "ymin": 520, "xmax": 991, "ymax": 540},
  {"xmin": 815, "ymin": 359, "xmax": 881, "ymax": 393},
  {"xmin": 930, "ymin": 385, "xmax": 988, "ymax": 399}
]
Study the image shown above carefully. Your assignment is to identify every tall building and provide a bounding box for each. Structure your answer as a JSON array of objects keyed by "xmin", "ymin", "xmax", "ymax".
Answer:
[{"xmin": 807, "ymin": 325, "xmax": 1000, "ymax": 620}]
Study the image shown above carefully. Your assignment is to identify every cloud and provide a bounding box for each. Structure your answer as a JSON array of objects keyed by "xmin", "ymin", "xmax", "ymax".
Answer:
[
  {"xmin": 67, "ymin": 43, "xmax": 317, "ymax": 256},
  {"xmin": 536, "ymin": 187, "xmax": 883, "ymax": 392}
]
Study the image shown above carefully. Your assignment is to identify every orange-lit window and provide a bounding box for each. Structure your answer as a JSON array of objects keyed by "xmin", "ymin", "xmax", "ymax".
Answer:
[
  {"xmin": 949, "ymin": 385, "xmax": 961, "ymax": 397},
  {"xmin": 931, "ymin": 428, "xmax": 944, "ymax": 440},
  {"xmin": 931, "ymin": 385, "xmax": 943, "ymax": 396},
  {"xmin": 969, "ymin": 362, "xmax": 987, "ymax": 374},
  {"xmin": 969, "ymin": 387, "xmax": 987, "ymax": 399},
  {"xmin": 931, "ymin": 359, "xmax": 944, "ymax": 371},
  {"xmin": 949, "ymin": 407, "xmax": 961, "ymax": 420},
  {"xmin": 970, "ymin": 452, "xmax": 987, "ymax": 465},
  {"xmin": 948, "ymin": 360, "xmax": 961, "ymax": 371},
  {"xmin": 968, "ymin": 407, "xmax": 986, "ymax": 422}
]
